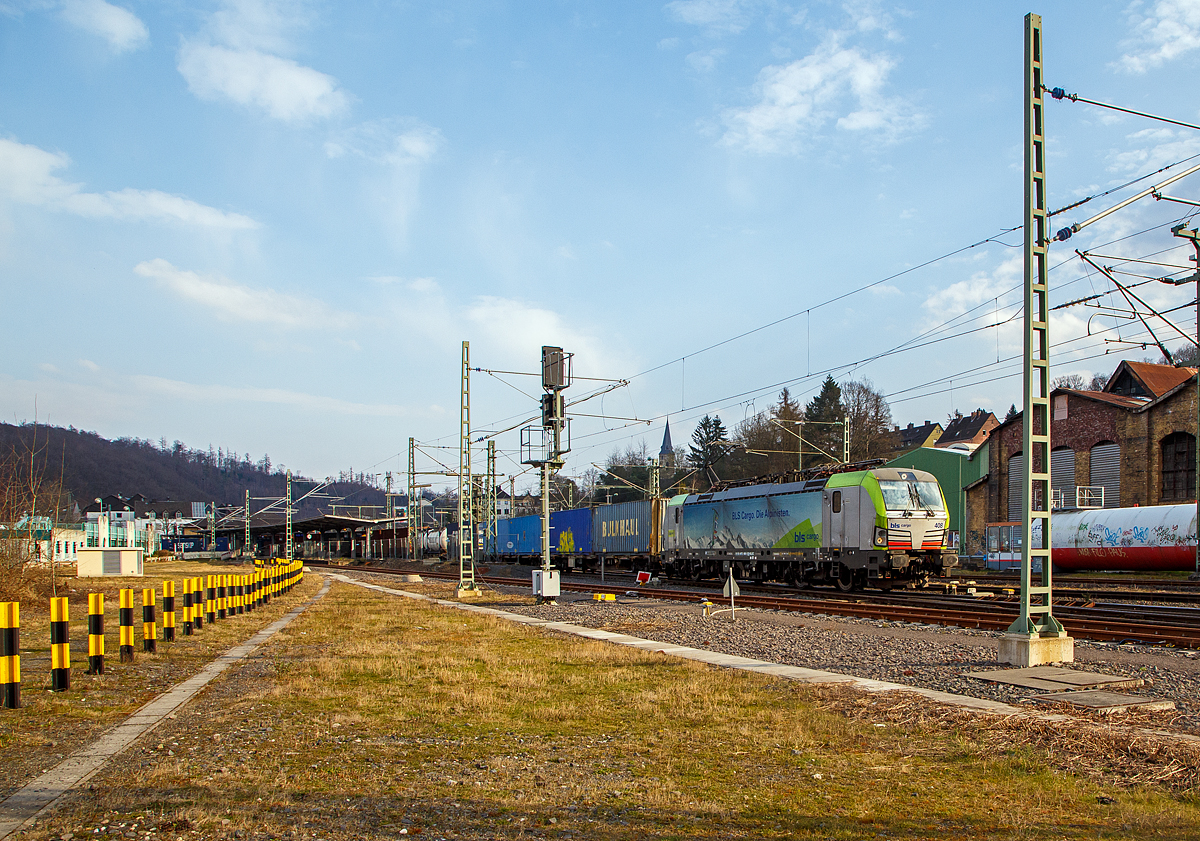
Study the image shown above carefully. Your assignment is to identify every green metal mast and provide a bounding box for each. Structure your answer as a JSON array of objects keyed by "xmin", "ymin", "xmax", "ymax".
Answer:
[
  {"xmin": 244, "ymin": 489, "xmax": 251, "ymax": 559},
  {"xmin": 457, "ymin": 341, "xmax": 477, "ymax": 592},
  {"xmin": 408, "ymin": 436, "xmax": 418, "ymax": 561},
  {"xmin": 1007, "ymin": 12, "xmax": 1065, "ymax": 640},
  {"xmin": 486, "ymin": 440, "xmax": 497, "ymax": 559},
  {"xmin": 285, "ymin": 470, "xmax": 293, "ymax": 562}
]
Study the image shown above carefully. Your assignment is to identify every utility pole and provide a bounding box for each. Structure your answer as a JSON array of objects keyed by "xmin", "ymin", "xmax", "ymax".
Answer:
[
  {"xmin": 244, "ymin": 490, "xmax": 251, "ymax": 559},
  {"xmin": 456, "ymin": 342, "xmax": 479, "ymax": 597},
  {"xmin": 209, "ymin": 501, "xmax": 216, "ymax": 553},
  {"xmin": 522, "ymin": 346, "xmax": 571, "ymax": 604},
  {"xmin": 285, "ymin": 470, "xmax": 293, "ymax": 563},
  {"xmin": 1168, "ymin": 224, "xmax": 1200, "ymax": 578},
  {"xmin": 843, "ymin": 415, "xmax": 851, "ymax": 464},
  {"xmin": 649, "ymin": 457, "xmax": 660, "ymax": 499},
  {"xmin": 408, "ymin": 437, "xmax": 418, "ymax": 561},
  {"xmin": 1002, "ymin": 12, "xmax": 1071, "ymax": 666},
  {"xmin": 486, "ymin": 440, "xmax": 497, "ymax": 560}
]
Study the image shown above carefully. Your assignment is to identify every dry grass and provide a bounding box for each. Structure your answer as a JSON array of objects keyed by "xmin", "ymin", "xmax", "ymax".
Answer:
[
  {"xmin": 0, "ymin": 561, "xmax": 318, "ymax": 800},
  {"xmin": 7, "ymin": 576, "xmax": 1200, "ymax": 840}
]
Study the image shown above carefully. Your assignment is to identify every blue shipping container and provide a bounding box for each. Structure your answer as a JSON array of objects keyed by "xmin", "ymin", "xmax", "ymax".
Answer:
[
  {"xmin": 593, "ymin": 500, "xmax": 654, "ymax": 555},
  {"xmin": 497, "ymin": 514, "xmax": 542, "ymax": 556},
  {"xmin": 552, "ymin": 508, "xmax": 592, "ymax": 554},
  {"xmin": 495, "ymin": 509, "xmax": 593, "ymax": 556}
]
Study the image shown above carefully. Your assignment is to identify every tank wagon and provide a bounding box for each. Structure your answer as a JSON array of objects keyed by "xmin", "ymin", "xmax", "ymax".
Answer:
[
  {"xmin": 1051, "ymin": 504, "xmax": 1198, "ymax": 572},
  {"xmin": 490, "ymin": 465, "xmax": 957, "ymax": 590}
]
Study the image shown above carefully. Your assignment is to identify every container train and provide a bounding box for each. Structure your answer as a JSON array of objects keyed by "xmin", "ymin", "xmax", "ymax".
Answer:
[{"xmin": 423, "ymin": 465, "xmax": 959, "ymax": 591}]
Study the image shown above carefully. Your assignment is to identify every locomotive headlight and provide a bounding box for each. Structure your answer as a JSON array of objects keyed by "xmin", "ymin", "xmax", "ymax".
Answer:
[{"xmin": 874, "ymin": 527, "xmax": 887, "ymax": 546}]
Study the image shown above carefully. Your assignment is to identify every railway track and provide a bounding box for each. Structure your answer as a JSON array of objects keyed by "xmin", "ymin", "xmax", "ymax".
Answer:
[{"xmin": 309, "ymin": 562, "xmax": 1200, "ymax": 649}]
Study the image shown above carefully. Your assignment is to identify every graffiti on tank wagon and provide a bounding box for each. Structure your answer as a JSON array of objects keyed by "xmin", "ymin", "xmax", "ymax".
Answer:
[{"xmin": 1077, "ymin": 520, "xmax": 1190, "ymax": 548}]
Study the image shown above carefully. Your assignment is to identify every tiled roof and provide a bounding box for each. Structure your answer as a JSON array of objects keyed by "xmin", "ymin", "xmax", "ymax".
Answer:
[
  {"xmin": 1058, "ymin": 388, "xmax": 1146, "ymax": 409},
  {"xmin": 938, "ymin": 410, "xmax": 996, "ymax": 445},
  {"xmin": 1106, "ymin": 360, "xmax": 1197, "ymax": 398}
]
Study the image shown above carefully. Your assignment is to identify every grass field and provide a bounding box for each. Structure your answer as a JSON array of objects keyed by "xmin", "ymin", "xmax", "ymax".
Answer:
[{"xmin": 6, "ymin": 572, "xmax": 1200, "ymax": 840}]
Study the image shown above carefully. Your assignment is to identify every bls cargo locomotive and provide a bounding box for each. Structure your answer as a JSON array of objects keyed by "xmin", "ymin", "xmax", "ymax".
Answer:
[{"xmin": 480, "ymin": 463, "xmax": 957, "ymax": 590}]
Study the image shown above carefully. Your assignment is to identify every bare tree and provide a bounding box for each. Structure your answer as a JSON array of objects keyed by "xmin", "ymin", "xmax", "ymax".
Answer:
[
  {"xmin": 842, "ymin": 379, "xmax": 894, "ymax": 462},
  {"xmin": 1052, "ymin": 374, "xmax": 1085, "ymax": 390},
  {"xmin": 1087, "ymin": 372, "xmax": 1109, "ymax": 391}
]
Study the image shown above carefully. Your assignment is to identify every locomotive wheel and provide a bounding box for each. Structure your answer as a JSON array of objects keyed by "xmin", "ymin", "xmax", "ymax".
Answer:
[{"xmin": 835, "ymin": 563, "xmax": 855, "ymax": 592}]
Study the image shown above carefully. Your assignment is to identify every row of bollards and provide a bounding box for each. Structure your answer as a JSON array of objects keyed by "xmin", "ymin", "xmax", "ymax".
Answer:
[{"xmin": 0, "ymin": 559, "xmax": 303, "ymax": 709}]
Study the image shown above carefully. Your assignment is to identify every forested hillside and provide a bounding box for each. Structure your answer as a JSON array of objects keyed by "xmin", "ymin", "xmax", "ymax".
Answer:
[{"xmin": 0, "ymin": 422, "xmax": 385, "ymax": 517}]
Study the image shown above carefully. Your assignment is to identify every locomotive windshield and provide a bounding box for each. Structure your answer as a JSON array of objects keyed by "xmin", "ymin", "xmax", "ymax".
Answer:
[{"xmin": 878, "ymin": 480, "xmax": 945, "ymax": 511}]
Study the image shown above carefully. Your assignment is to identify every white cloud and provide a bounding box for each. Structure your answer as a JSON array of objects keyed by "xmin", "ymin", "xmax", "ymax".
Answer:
[
  {"xmin": 720, "ymin": 35, "xmax": 918, "ymax": 154},
  {"xmin": 208, "ymin": 0, "xmax": 311, "ymax": 55},
  {"xmin": 0, "ymin": 137, "xmax": 258, "ymax": 229},
  {"xmin": 1118, "ymin": 0, "xmax": 1200, "ymax": 73},
  {"xmin": 925, "ymin": 254, "xmax": 1022, "ymax": 317},
  {"xmin": 686, "ymin": 47, "xmax": 725, "ymax": 73},
  {"xmin": 132, "ymin": 375, "xmax": 411, "ymax": 418},
  {"xmin": 666, "ymin": 0, "xmax": 751, "ymax": 34},
  {"xmin": 1107, "ymin": 127, "xmax": 1200, "ymax": 175},
  {"xmin": 178, "ymin": 43, "xmax": 348, "ymax": 122},
  {"xmin": 134, "ymin": 258, "xmax": 354, "ymax": 328},
  {"xmin": 178, "ymin": 1, "xmax": 349, "ymax": 122},
  {"xmin": 60, "ymin": 0, "xmax": 148, "ymax": 52},
  {"xmin": 324, "ymin": 120, "xmax": 442, "ymax": 245},
  {"xmin": 325, "ymin": 120, "xmax": 441, "ymax": 165}
]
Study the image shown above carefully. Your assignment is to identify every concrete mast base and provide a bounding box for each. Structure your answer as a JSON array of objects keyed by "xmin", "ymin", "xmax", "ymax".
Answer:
[{"xmin": 999, "ymin": 633, "xmax": 1074, "ymax": 667}]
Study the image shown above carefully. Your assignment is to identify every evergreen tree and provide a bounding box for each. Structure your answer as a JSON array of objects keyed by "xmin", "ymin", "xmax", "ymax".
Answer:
[
  {"xmin": 802, "ymin": 376, "xmax": 845, "ymax": 468},
  {"xmin": 688, "ymin": 415, "xmax": 729, "ymax": 484},
  {"xmin": 1005, "ymin": 403, "xmax": 1019, "ymax": 422}
]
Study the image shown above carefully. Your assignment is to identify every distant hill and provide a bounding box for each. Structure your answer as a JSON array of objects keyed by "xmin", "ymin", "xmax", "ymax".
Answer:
[{"xmin": 0, "ymin": 422, "xmax": 386, "ymax": 519}]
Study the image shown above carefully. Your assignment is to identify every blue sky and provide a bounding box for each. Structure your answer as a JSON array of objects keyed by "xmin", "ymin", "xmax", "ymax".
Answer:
[{"xmin": 3, "ymin": 0, "xmax": 1200, "ymax": 494}]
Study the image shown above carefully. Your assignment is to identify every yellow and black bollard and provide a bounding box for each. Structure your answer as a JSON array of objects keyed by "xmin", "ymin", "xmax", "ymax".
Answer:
[
  {"xmin": 119, "ymin": 589, "xmax": 134, "ymax": 662},
  {"xmin": 87, "ymin": 593, "xmax": 104, "ymax": 674},
  {"xmin": 163, "ymin": 581, "xmax": 176, "ymax": 642},
  {"xmin": 50, "ymin": 596, "xmax": 70, "ymax": 692},
  {"xmin": 182, "ymin": 579, "xmax": 193, "ymax": 636},
  {"xmin": 142, "ymin": 588, "xmax": 157, "ymax": 654},
  {"xmin": 1, "ymin": 602, "xmax": 19, "ymax": 708},
  {"xmin": 236, "ymin": 575, "xmax": 245, "ymax": 615},
  {"xmin": 205, "ymin": 575, "xmax": 216, "ymax": 625},
  {"xmin": 191, "ymin": 577, "xmax": 203, "ymax": 630}
]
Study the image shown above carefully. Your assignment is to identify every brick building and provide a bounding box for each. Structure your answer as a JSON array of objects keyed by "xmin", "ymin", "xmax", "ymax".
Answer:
[{"xmin": 962, "ymin": 361, "xmax": 1197, "ymax": 557}]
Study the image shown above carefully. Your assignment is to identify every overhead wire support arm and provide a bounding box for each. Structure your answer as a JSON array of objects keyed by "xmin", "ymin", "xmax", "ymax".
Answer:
[
  {"xmin": 1045, "ymin": 85, "xmax": 1200, "ymax": 133},
  {"xmin": 1076, "ymin": 251, "xmax": 1197, "ymax": 350},
  {"xmin": 1052, "ymin": 163, "xmax": 1200, "ymax": 243}
]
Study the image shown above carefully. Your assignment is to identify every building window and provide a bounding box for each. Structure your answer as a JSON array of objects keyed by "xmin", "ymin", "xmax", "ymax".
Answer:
[{"xmin": 1161, "ymin": 432, "xmax": 1196, "ymax": 502}]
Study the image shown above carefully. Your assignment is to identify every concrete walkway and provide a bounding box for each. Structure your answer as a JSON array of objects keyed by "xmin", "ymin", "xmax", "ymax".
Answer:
[{"xmin": 0, "ymin": 578, "xmax": 331, "ymax": 841}]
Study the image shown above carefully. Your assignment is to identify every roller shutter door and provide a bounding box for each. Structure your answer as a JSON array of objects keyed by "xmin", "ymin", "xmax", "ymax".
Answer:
[
  {"xmin": 1007, "ymin": 453, "xmax": 1024, "ymax": 521},
  {"xmin": 1089, "ymin": 442, "xmax": 1120, "ymax": 508},
  {"xmin": 1051, "ymin": 447, "xmax": 1076, "ymax": 509}
]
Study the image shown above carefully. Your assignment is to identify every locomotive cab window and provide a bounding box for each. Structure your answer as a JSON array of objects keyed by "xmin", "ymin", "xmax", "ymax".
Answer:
[
  {"xmin": 831, "ymin": 491, "xmax": 841, "ymax": 513},
  {"xmin": 878, "ymin": 480, "xmax": 945, "ymax": 511}
]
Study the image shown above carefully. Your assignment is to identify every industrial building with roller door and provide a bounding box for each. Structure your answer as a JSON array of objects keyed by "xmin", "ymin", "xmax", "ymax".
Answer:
[{"xmin": 960, "ymin": 360, "xmax": 1198, "ymax": 557}]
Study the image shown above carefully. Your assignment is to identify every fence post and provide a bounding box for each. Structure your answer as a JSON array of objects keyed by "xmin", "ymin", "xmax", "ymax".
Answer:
[
  {"xmin": 119, "ymin": 589, "xmax": 134, "ymax": 662},
  {"xmin": 142, "ymin": 588, "xmax": 157, "ymax": 654},
  {"xmin": 163, "ymin": 581, "xmax": 176, "ymax": 642},
  {"xmin": 50, "ymin": 596, "xmax": 70, "ymax": 692},
  {"xmin": 87, "ymin": 593, "xmax": 104, "ymax": 674},
  {"xmin": 1, "ymin": 602, "xmax": 19, "ymax": 709},
  {"xmin": 206, "ymin": 576, "xmax": 216, "ymax": 625},
  {"xmin": 182, "ymin": 579, "xmax": 193, "ymax": 636}
]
